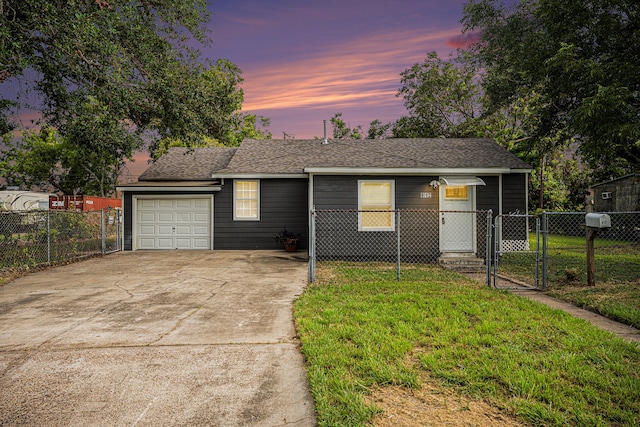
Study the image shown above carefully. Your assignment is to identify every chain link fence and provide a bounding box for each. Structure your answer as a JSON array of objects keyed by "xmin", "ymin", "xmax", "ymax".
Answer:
[
  {"xmin": 539, "ymin": 211, "xmax": 640, "ymax": 287},
  {"xmin": 310, "ymin": 208, "xmax": 640, "ymax": 289},
  {"xmin": 310, "ymin": 209, "xmax": 492, "ymax": 281},
  {"xmin": 0, "ymin": 208, "xmax": 122, "ymax": 269}
]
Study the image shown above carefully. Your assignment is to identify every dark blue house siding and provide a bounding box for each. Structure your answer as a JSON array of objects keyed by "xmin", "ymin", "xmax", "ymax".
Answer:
[
  {"xmin": 313, "ymin": 175, "xmax": 440, "ymax": 262},
  {"xmin": 503, "ymin": 173, "xmax": 528, "ymax": 214},
  {"xmin": 476, "ymin": 176, "xmax": 500, "ymax": 214},
  {"xmin": 214, "ymin": 178, "xmax": 308, "ymax": 250},
  {"xmin": 502, "ymin": 173, "xmax": 529, "ymax": 241},
  {"xmin": 476, "ymin": 175, "xmax": 500, "ymax": 258}
]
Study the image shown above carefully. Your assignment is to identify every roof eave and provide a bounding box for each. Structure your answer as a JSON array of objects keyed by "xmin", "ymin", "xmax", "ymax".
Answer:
[
  {"xmin": 211, "ymin": 173, "xmax": 308, "ymax": 179},
  {"xmin": 303, "ymin": 167, "xmax": 528, "ymax": 175}
]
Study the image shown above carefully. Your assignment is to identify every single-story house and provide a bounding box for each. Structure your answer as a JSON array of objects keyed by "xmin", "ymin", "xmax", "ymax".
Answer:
[{"xmin": 117, "ymin": 138, "xmax": 532, "ymax": 256}]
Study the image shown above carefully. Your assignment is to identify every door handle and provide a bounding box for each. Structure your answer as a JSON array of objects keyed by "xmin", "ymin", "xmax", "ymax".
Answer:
[{"xmin": 442, "ymin": 216, "xmax": 445, "ymax": 225}]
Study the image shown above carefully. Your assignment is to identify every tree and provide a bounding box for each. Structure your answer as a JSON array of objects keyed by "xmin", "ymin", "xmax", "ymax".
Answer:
[
  {"xmin": 330, "ymin": 113, "xmax": 363, "ymax": 139},
  {"xmin": 1, "ymin": 1, "xmax": 270, "ymax": 195},
  {"xmin": 462, "ymin": 0, "xmax": 640, "ymax": 180},
  {"xmin": 395, "ymin": 51, "xmax": 484, "ymax": 138}
]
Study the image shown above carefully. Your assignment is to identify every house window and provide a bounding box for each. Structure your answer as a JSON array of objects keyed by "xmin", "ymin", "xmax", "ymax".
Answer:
[
  {"xmin": 358, "ymin": 180, "xmax": 395, "ymax": 231},
  {"xmin": 445, "ymin": 185, "xmax": 468, "ymax": 200},
  {"xmin": 234, "ymin": 180, "xmax": 260, "ymax": 220}
]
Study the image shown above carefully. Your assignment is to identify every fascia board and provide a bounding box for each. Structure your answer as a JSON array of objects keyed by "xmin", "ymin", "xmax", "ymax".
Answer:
[
  {"xmin": 116, "ymin": 186, "xmax": 222, "ymax": 192},
  {"xmin": 303, "ymin": 167, "xmax": 513, "ymax": 175},
  {"xmin": 211, "ymin": 173, "xmax": 308, "ymax": 179}
]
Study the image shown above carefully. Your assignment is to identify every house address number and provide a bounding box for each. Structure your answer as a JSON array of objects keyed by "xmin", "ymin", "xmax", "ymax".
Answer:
[{"xmin": 420, "ymin": 192, "xmax": 432, "ymax": 199}]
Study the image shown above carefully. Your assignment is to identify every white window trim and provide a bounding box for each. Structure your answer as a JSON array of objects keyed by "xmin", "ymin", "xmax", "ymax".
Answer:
[
  {"xmin": 358, "ymin": 179, "xmax": 395, "ymax": 231},
  {"xmin": 233, "ymin": 179, "xmax": 260, "ymax": 221}
]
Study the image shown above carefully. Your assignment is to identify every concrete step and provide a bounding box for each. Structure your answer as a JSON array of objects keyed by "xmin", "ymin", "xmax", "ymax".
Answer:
[{"xmin": 438, "ymin": 253, "xmax": 485, "ymax": 273}]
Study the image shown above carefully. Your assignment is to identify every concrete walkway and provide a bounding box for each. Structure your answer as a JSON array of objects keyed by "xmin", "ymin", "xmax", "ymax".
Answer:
[
  {"xmin": 464, "ymin": 273, "xmax": 640, "ymax": 343},
  {"xmin": 0, "ymin": 251, "xmax": 317, "ymax": 426}
]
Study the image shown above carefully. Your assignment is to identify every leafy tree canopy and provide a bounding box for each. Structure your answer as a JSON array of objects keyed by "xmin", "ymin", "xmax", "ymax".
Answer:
[
  {"xmin": 462, "ymin": 0, "xmax": 640, "ymax": 179},
  {"xmin": 1, "ymin": 0, "xmax": 270, "ymax": 195}
]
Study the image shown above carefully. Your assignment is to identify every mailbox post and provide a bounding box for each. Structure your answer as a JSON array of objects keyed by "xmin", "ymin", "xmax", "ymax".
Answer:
[{"xmin": 585, "ymin": 213, "xmax": 611, "ymax": 286}]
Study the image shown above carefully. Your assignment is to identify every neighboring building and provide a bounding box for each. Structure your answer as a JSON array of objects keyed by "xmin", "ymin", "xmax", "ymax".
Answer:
[
  {"xmin": 589, "ymin": 173, "xmax": 640, "ymax": 213},
  {"xmin": 117, "ymin": 138, "xmax": 532, "ymax": 256},
  {"xmin": 0, "ymin": 191, "xmax": 52, "ymax": 211}
]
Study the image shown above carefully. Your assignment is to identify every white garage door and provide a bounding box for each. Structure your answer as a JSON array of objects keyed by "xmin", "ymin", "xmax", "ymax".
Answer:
[{"xmin": 136, "ymin": 197, "xmax": 212, "ymax": 250}]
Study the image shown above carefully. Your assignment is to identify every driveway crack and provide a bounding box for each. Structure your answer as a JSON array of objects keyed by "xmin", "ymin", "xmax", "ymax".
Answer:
[{"xmin": 147, "ymin": 288, "xmax": 222, "ymax": 345}]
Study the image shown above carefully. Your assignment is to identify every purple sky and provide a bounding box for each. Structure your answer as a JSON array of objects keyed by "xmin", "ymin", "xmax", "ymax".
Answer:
[
  {"xmin": 205, "ymin": 0, "xmax": 481, "ymax": 139},
  {"xmin": 1, "ymin": 1, "xmax": 489, "ymax": 179}
]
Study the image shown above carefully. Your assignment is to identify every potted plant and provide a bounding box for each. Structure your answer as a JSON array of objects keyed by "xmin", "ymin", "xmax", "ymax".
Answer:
[{"xmin": 274, "ymin": 228, "xmax": 301, "ymax": 252}]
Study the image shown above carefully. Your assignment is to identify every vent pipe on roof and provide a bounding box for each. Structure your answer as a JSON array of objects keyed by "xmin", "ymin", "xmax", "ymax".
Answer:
[{"xmin": 322, "ymin": 119, "xmax": 329, "ymax": 144}]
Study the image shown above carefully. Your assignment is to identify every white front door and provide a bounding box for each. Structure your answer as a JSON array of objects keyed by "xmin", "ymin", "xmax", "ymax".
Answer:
[{"xmin": 440, "ymin": 183, "xmax": 475, "ymax": 252}]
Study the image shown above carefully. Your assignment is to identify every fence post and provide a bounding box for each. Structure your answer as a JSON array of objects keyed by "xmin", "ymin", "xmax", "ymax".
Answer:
[
  {"xmin": 493, "ymin": 215, "xmax": 499, "ymax": 288},
  {"xmin": 541, "ymin": 211, "xmax": 548, "ymax": 290},
  {"xmin": 116, "ymin": 208, "xmax": 121, "ymax": 251},
  {"xmin": 101, "ymin": 209, "xmax": 106, "ymax": 254},
  {"xmin": 47, "ymin": 210, "xmax": 51, "ymax": 263},
  {"xmin": 309, "ymin": 206, "xmax": 316, "ymax": 283},
  {"xmin": 396, "ymin": 210, "xmax": 401, "ymax": 282},
  {"xmin": 535, "ymin": 216, "xmax": 541, "ymax": 289},
  {"xmin": 485, "ymin": 210, "xmax": 492, "ymax": 287}
]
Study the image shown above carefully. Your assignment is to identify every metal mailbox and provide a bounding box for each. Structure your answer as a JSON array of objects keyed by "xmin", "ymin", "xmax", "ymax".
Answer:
[{"xmin": 585, "ymin": 213, "xmax": 611, "ymax": 229}]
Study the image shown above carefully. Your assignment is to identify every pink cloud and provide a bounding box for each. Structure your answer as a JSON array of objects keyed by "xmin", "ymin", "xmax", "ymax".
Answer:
[
  {"xmin": 447, "ymin": 31, "xmax": 482, "ymax": 49},
  {"xmin": 241, "ymin": 27, "xmax": 463, "ymax": 113}
]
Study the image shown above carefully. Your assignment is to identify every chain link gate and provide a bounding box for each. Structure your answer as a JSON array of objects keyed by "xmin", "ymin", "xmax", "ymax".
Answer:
[{"xmin": 492, "ymin": 213, "xmax": 542, "ymax": 290}]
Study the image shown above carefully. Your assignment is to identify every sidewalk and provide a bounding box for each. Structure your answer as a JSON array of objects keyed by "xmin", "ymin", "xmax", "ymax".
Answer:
[{"xmin": 464, "ymin": 273, "xmax": 640, "ymax": 343}]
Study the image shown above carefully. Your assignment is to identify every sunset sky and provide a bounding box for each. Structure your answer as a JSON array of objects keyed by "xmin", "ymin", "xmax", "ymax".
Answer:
[
  {"xmin": 205, "ymin": 0, "xmax": 482, "ymax": 139},
  {"xmin": 1, "ymin": 1, "xmax": 497, "ymax": 179}
]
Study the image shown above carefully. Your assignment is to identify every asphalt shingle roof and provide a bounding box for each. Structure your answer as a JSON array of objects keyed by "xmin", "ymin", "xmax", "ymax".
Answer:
[
  {"xmin": 216, "ymin": 138, "xmax": 532, "ymax": 174},
  {"xmin": 139, "ymin": 147, "xmax": 237, "ymax": 181},
  {"xmin": 138, "ymin": 138, "xmax": 531, "ymax": 181}
]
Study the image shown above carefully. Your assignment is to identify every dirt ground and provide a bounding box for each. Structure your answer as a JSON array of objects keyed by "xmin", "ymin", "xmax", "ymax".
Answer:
[
  {"xmin": 366, "ymin": 347, "xmax": 525, "ymax": 427},
  {"xmin": 368, "ymin": 378, "xmax": 524, "ymax": 427}
]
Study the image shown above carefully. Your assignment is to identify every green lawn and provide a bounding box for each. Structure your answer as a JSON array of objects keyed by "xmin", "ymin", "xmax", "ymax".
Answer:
[
  {"xmin": 294, "ymin": 263, "xmax": 640, "ymax": 426},
  {"xmin": 498, "ymin": 233, "xmax": 640, "ymax": 328}
]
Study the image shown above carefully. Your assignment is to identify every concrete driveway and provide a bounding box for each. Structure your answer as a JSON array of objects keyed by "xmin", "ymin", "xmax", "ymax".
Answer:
[{"xmin": 0, "ymin": 251, "xmax": 316, "ymax": 426}]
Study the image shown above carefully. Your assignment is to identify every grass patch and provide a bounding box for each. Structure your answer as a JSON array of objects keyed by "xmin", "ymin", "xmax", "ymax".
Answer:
[
  {"xmin": 295, "ymin": 262, "xmax": 640, "ymax": 426},
  {"xmin": 498, "ymin": 233, "xmax": 640, "ymax": 328}
]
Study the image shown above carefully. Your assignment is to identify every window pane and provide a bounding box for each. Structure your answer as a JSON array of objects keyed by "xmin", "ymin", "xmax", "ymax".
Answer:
[
  {"xmin": 359, "ymin": 180, "xmax": 394, "ymax": 230},
  {"xmin": 235, "ymin": 180, "xmax": 259, "ymax": 220},
  {"xmin": 362, "ymin": 211, "xmax": 393, "ymax": 228},
  {"xmin": 361, "ymin": 182, "xmax": 391, "ymax": 205},
  {"xmin": 445, "ymin": 185, "xmax": 468, "ymax": 200}
]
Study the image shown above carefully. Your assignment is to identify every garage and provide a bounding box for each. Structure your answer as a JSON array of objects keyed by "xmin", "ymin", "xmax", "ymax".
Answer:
[{"xmin": 135, "ymin": 196, "xmax": 213, "ymax": 250}]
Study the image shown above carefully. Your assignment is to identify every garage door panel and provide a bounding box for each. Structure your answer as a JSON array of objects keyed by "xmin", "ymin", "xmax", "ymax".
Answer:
[
  {"xmin": 174, "ymin": 225, "xmax": 192, "ymax": 235},
  {"xmin": 157, "ymin": 238, "xmax": 175, "ymax": 249},
  {"xmin": 138, "ymin": 199, "xmax": 157, "ymax": 209},
  {"xmin": 192, "ymin": 238, "xmax": 210, "ymax": 249},
  {"xmin": 193, "ymin": 213, "xmax": 209, "ymax": 222},
  {"xmin": 193, "ymin": 225, "xmax": 209, "ymax": 235},
  {"xmin": 139, "ymin": 225, "xmax": 156, "ymax": 235},
  {"xmin": 176, "ymin": 213, "xmax": 192, "ymax": 222},
  {"xmin": 193, "ymin": 199, "xmax": 209, "ymax": 209},
  {"xmin": 139, "ymin": 212, "xmax": 156, "ymax": 222},
  {"xmin": 157, "ymin": 225, "xmax": 174, "ymax": 235},
  {"xmin": 136, "ymin": 197, "xmax": 212, "ymax": 250},
  {"xmin": 158, "ymin": 212, "xmax": 174, "ymax": 222}
]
